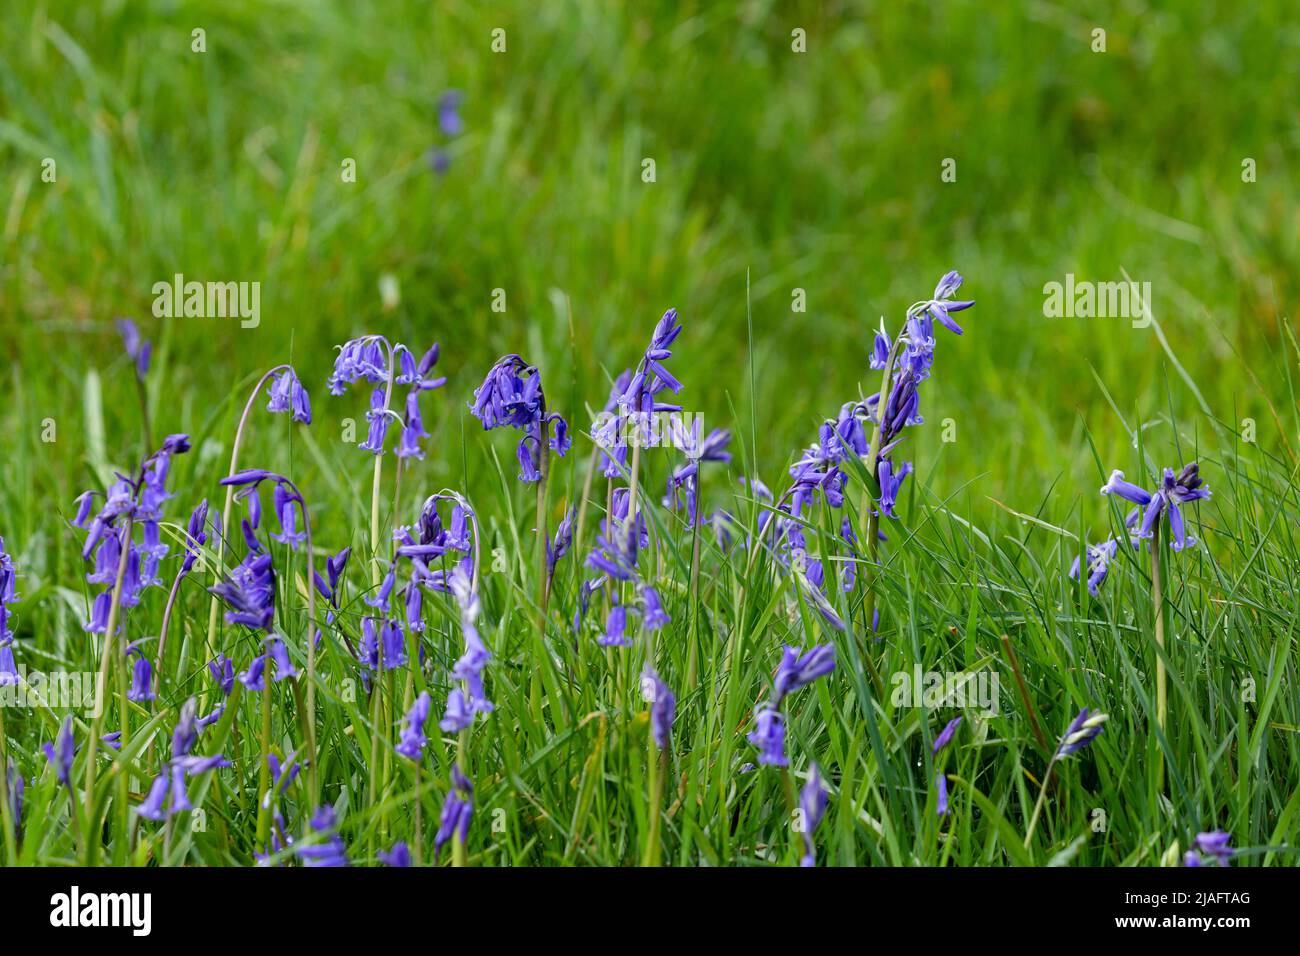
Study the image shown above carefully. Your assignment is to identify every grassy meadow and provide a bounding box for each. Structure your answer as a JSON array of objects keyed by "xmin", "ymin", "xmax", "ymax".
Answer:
[{"xmin": 0, "ymin": 0, "xmax": 1297, "ymax": 867}]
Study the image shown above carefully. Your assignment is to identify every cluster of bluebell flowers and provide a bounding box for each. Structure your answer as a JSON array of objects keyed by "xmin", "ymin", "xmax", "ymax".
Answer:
[{"xmin": 469, "ymin": 354, "xmax": 569, "ymax": 481}]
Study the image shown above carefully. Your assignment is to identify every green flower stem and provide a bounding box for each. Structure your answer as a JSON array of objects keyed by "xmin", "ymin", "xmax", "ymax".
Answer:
[
  {"xmin": 0, "ymin": 707, "xmax": 17, "ymax": 864},
  {"xmin": 1023, "ymin": 757, "xmax": 1059, "ymax": 849},
  {"xmin": 202, "ymin": 365, "xmax": 291, "ymax": 687},
  {"xmin": 83, "ymin": 514, "xmax": 134, "ymax": 866}
]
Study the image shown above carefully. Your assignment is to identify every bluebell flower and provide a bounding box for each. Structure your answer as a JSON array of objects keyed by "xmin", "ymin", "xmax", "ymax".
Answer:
[
  {"xmin": 266, "ymin": 368, "xmax": 312, "ymax": 424},
  {"xmin": 127, "ymin": 654, "xmax": 155, "ymax": 702},
  {"xmin": 395, "ymin": 388, "xmax": 430, "ymax": 460},
  {"xmin": 434, "ymin": 766, "xmax": 473, "ymax": 863},
  {"xmin": 772, "ymin": 644, "xmax": 836, "ymax": 703},
  {"xmin": 0, "ymin": 540, "xmax": 16, "ymax": 648},
  {"xmin": 314, "ymin": 546, "xmax": 352, "ymax": 607},
  {"xmin": 116, "ymin": 318, "xmax": 151, "ymax": 380},
  {"xmin": 360, "ymin": 386, "xmax": 390, "ymax": 455},
  {"xmin": 85, "ymin": 590, "xmax": 112, "ymax": 634},
  {"xmin": 595, "ymin": 370, "xmax": 633, "ymax": 477},
  {"xmin": 935, "ymin": 772, "xmax": 950, "ymax": 817},
  {"xmin": 799, "ymin": 763, "xmax": 830, "ymax": 866},
  {"xmin": 1184, "ymin": 831, "xmax": 1233, "ymax": 867},
  {"xmin": 270, "ymin": 484, "xmax": 306, "ymax": 550},
  {"xmin": 665, "ymin": 424, "xmax": 732, "ymax": 524},
  {"xmin": 641, "ymin": 584, "xmax": 670, "ymax": 631},
  {"xmin": 180, "ymin": 500, "xmax": 209, "ymax": 576},
  {"xmin": 366, "ymin": 566, "xmax": 396, "ymax": 615},
  {"xmin": 1101, "ymin": 463, "xmax": 1210, "ymax": 551},
  {"xmin": 328, "ymin": 337, "xmax": 388, "ymax": 395},
  {"xmin": 933, "ymin": 716, "xmax": 962, "ymax": 755},
  {"xmin": 42, "ymin": 715, "xmax": 75, "ymax": 787},
  {"xmin": 912, "ymin": 270, "xmax": 975, "ymax": 336},
  {"xmin": 877, "ymin": 459, "xmax": 912, "ymax": 519},
  {"xmin": 0, "ymin": 645, "xmax": 17, "ymax": 686},
  {"xmin": 439, "ymin": 688, "xmax": 473, "ymax": 733},
  {"xmin": 268, "ymin": 638, "xmax": 298, "ymax": 681},
  {"xmin": 545, "ymin": 507, "xmax": 575, "ymax": 578},
  {"xmin": 469, "ymin": 355, "xmax": 569, "ymax": 481},
  {"xmin": 598, "ymin": 604, "xmax": 631, "ymax": 648},
  {"xmin": 748, "ymin": 706, "xmax": 787, "ymax": 767},
  {"xmin": 170, "ymin": 698, "xmax": 199, "ymax": 760},
  {"xmin": 265, "ymin": 752, "xmax": 301, "ymax": 805},
  {"xmin": 642, "ymin": 668, "xmax": 675, "ymax": 750},
  {"xmin": 1069, "ymin": 537, "xmax": 1126, "ymax": 595},
  {"xmin": 438, "ymin": 90, "xmax": 464, "ymax": 137},
  {"xmin": 404, "ymin": 579, "xmax": 424, "ymax": 634},
  {"xmin": 136, "ymin": 773, "xmax": 171, "ymax": 821},
  {"xmin": 211, "ymin": 552, "xmax": 276, "ymax": 632},
  {"xmin": 621, "ymin": 309, "xmax": 684, "ymax": 420},
  {"xmin": 298, "ymin": 806, "xmax": 349, "ymax": 867},
  {"xmin": 379, "ymin": 617, "xmax": 406, "ymax": 669},
  {"xmin": 238, "ymin": 654, "xmax": 267, "ymax": 692},
  {"xmin": 378, "ymin": 842, "xmax": 412, "ymax": 867},
  {"xmin": 208, "ymin": 655, "xmax": 235, "ymax": 697},
  {"xmin": 396, "ymin": 692, "xmax": 432, "ymax": 761},
  {"xmin": 447, "ymin": 560, "xmax": 493, "ymax": 719},
  {"xmin": 76, "ymin": 437, "xmax": 191, "ymax": 630},
  {"xmin": 1055, "ymin": 708, "xmax": 1108, "ymax": 758}
]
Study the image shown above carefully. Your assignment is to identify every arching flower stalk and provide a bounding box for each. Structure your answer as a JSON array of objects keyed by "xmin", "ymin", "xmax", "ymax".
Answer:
[
  {"xmin": 1099, "ymin": 463, "xmax": 1210, "ymax": 735},
  {"xmin": 202, "ymin": 364, "xmax": 310, "ymax": 685}
]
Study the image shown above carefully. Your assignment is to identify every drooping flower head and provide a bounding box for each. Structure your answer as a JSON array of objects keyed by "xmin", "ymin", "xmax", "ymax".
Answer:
[
  {"xmin": 933, "ymin": 716, "xmax": 962, "ymax": 755},
  {"xmin": 42, "ymin": 715, "xmax": 76, "ymax": 788},
  {"xmin": 396, "ymin": 691, "xmax": 432, "ymax": 762},
  {"xmin": 297, "ymin": 805, "xmax": 349, "ymax": 867},
  {"xmin": 1055, "ymin": 708, "xmax": 1108, "ymax": 759},
  {"xmin": 799, "ymin": 763, "xmax": 830, "ymax": 867},
  {"xmin": 434, "ymin": 765, "xmax": 474, "ymax": 863},
  {"xmin": 665, "ymin": 423, "xmax": 732, "ymax": 524},
  {"xmin": 1101, "ymin": 463, "xmax": 1210, "ymax": 551},
  {"xmin": 0, "ymin": 536, "xmax": 19, "ymax": 648},
  {"xmin": 642, "ymin": 667, "xmax": 675, "ymax": 751},
  {"xmin": 1068, "ymin": 536, "xmax": 1130, "ymax": 596},
  {"xmin": 772, "ymin": 643, "xmax": 836, "ymax": 704},
  {"xmin": 1183, "ymin": 831, "xmax": 1234, "ymax": 867},
  {"xmin": 468, "ymin": 354, "xmax": 569, "ymax": 483},
  {"xmin": 116, "ymin": 318, "xmax": 151, "ymax": 381},
  {"xmin": 330, "ymin": 336, "xmax": 444, "ymax": 459},
  {"xmin": 266, "ymin": 368, "xmax": 312, "ymax": 424},
  {"xmin": 378, "ymin": 842, "xmax": 412, "ymax": 867},
  {"xmin": 545, "ymin": 507, "xmax": 575, "ymax": 578},
  {"xmin": 747, "ymin": 706, "xmax": 787, "ymax": 767}
]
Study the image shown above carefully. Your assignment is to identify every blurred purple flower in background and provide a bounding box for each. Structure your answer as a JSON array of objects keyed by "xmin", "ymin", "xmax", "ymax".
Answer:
[{"xmin": 799, "ymin": 763, "xmax": 829, "ymax": 866}]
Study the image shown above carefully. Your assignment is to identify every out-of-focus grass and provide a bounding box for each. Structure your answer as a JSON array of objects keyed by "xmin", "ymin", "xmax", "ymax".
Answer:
[{"xmin": 2, "ymin": 0, "xmax": 1296, "ymax": 510}]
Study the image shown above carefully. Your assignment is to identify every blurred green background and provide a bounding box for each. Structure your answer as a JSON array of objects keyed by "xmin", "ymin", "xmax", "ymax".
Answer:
[{"xmin": 2, "ymin": 0, "xmax": 1297, "ymax": 544}]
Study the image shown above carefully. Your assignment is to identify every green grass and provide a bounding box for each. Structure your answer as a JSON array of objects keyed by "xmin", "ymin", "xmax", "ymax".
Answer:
[{"xmin": 0, "ymin": 0, "xmax": 1297, "ymax": 866}]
